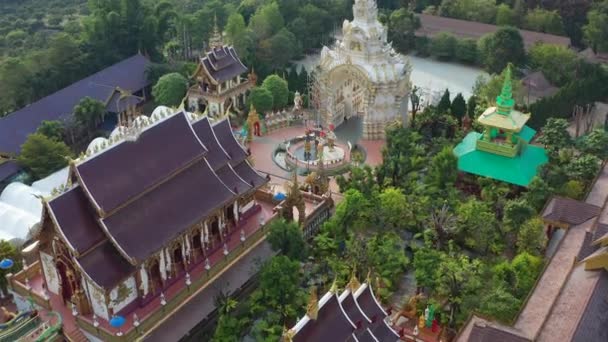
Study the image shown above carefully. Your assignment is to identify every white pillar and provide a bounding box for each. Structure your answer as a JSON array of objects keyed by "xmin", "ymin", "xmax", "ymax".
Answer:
[{"xmin": 233, "ymin": 201, "xmax": 239, "ymax": 222}]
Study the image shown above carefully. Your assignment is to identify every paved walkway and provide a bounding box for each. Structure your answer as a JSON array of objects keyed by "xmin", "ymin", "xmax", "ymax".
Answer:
[{"xmin": 144, "ymin": 241, "xmax": 274, "ymax": 342}]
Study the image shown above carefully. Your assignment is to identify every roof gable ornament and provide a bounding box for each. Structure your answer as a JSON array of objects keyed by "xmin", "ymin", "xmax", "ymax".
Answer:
[
  {"xmin": 306, "ymin": 286, "xmax": 319, "ymax": 320},
  {"xmin": 348, "ymin": 267, "xmax": 361, "ymax": 292}
]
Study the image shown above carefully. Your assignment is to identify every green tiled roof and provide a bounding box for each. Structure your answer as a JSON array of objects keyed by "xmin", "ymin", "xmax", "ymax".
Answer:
[
  {"xmin": 454, "ymin": 132, "xmax": 548, "ymax": 187},
  {"xmin": 515, "ymin": 125, "xmax": 536, "ymax": 143}
]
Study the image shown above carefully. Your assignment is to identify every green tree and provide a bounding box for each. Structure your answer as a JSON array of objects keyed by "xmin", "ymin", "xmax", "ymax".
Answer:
[
  {"xmin": 503, "ymin": 198, "xmax": 535, "ymax": 230},
  {"xmin": 584, "ymin": 4, "xmax": 608, "ymax": 53},
  {"xmin": 212, "ymin": 315, "xmax": 242, "ymax": 342},
  {"xmin": 247, "ymin": 87, "xmax": 274, "ymax": 113},
  {"xmin": 478, "ymin": 27, "xmax": 525, "ymax": 73},
  {"xmin": 454, "ymin": 38, "xmax": 478, "ymax": 64},
  {"xmin": 73, "ymin": 97, "xmax": 106, "ymax": 139},
  {"xmin": 436, "ymin": 254, "xmax": 482, "ymax": 326},
  {"xmin": 510, "ymin": 252, "xmax": 543, "ymax": 296},
  {"xmin": 0, "ymin": 241, "xmax": 21, "ymax": 296},
  {"xmin": 478, "ymin": 286, "xmax": 521, "ymax": 322},
  {"xmin": 262, "ymin": 75, "xmax": 289, "ymax": 110},
  {"xmin": 251, "ymin": 256, "xmax": 306, "ymax": 321},
  {"xmin": 522, "ymin": 8, "xmax": 565, "ymax": 35},
  {"xmin": 18, "ymin": 133, "xmax": 72, "ymax": 179},
  {"xmin": 267, "ymin": 219, "xmax": 306, "ymax": 261},
  {"xmin": 467, "ymin": 95, "xmax": 477, "ymax": 118},
  {"xmin": 37, "ymin": 120, "xmax": 65, "ymax": 142},
  {"xmin": 413, "ymin": 246, "xmax": 444, "ymax": 290},
  {"xmin": 516, "ymin": 217, "xmax": 547, "ymax": 256},
  {"xmin": 437, "ymin": 89, "xmax": 451, "ymax": 114},
  {"xmin": 427, "ymin": 146, "xmax": 458, "ymax": 189},
  {"xmin": 324, "ymin": 189, "xmax": 372, "ymax": 237},
  {"xmin": 388, "ymin": 8, "xmax": 421, "ymax": 52},
  {"xmin": 565, "ymin": 154, "xmax": 601, "ymax": 182},
  {"xmin": 457, "ymin": 199, "xmax": 498, "ymax": 253},
  {"xmin": 377, "ymin": 187, "xmax": 409, "ymax": 231},
  {"xmin": 528, "ymin": 44, "xmax": 578, "ymax": 86},
  {"xmin": 559, "ymin": 180, "xmax": 585, "ymax": 199},
  {"xmin": 579, "ymin": 128, "xmax": 608, "ymax": 160},
  {"xmin": 152, "ymin": 73, "xmax": 188, "ymax": 107},
  {"xmin": 525, "ymin": 177, "xmax": 554, "ymax": 211},
  {"xmin": 367, "ymin": 232, "xmax": 409, "ymax": 295},
  {"xmin": 427, "ymin": 204, "xmax": 458, "ymax": 249},
  {"xmin": 451, "ymin": 93, "xmax": 467, "ymax": 122},
  {"xmin": 249, "ymin": 2, "xmax": 284, "ymax": 40},
  {"xmin": 225, "ymin": 13, "xmax": 253, "ymax": 61},
  {"xmin": 431, "ymin": 32, "xmax": 457, "ymax": 59},
  {"xmin": 495, "ymin": 4, "xmax": 515, "ymax": 26},
  {"xmin": 538, "ymin": 118, "xmax": 572, "ymax": 155}
]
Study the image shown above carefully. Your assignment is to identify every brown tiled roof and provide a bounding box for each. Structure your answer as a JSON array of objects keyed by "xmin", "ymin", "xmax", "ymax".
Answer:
[
  {"xmin": 102, "ymin": 159, "xmax": 235, "ymax": 262},
  {"xmin": 542, "ymin": 197, "xmax": 601, "ymax": 226},
  {"xmin": 416, "ymin": 14, "xmax": 571, "ymax": 50},
  {"xmin": 76, "ymin": 112, "xmax": 208, "ymax": 214},
  {"xmin": 571, "ymin": 271, "xmax": 608, "ymax": 342},
  {"xmin": 201, "ymin": 46, "xmax": 248, "ymax": 83},
  {"xmin": 294, "ymin": 295, "xmax": 355, "ymax": 342},
  {"xmin": 468, "ymin": 323, "xmax": 531, "ymax": 342},
  {"xmin": 192, "ymin": 117, "xmax": 230, "ymax": 170},
  {"xmin": 521, "ymin": 71, "xmax": 558, "ymax": 99},
  {"xmin": 342, "ymin": 293, "xmax": 371, "ymax": 329},
  {"xmin": 48, "ymin": 186, "xmax": 105, "ymax": 254},
  {"xmin": 212, "ymin": 119, "xmax": 248, "ymax": 166},
  {"xmin": 77, "ymin": 241, "xmax": 135, "ymax": 289}
]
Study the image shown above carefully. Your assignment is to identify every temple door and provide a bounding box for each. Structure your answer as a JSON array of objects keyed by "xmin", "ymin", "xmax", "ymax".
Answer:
[
  {"xmin": 211, "ymin": 219, "xmax": 221, "ymax": 247},
  {"xmin": 148, "ymin": 261, "xmax": 163, "ymax": 295},
  {"xmin": 226, "ymin": 204, "xmax": 235, "ymax": 232},
  {"xmin": 56, "ymin": 262, "xmax": 74, "ymax": 305},
  {"xmin": 173, "ymin": 247, "xmax": 185, "ymax": 276},
  {"xmin": 192, "ymin": 232, "xmax": 203, "ymax": 262},
  {"xmin": 254, "ymin": 122, "xmax": 260, "ymax": 136}
]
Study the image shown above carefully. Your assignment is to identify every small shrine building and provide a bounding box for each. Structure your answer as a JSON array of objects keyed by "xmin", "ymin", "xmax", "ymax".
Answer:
[
  {"xmin": 284, "ymin": 275, "xmax": 400, "ymax": 342},
  {"xmin": 186, "ymin": 18, "xmax": 254, "ymax": 117},
  {"xmin": 453, "ymin": 66, "xmax": 548, "ymax": 187}
]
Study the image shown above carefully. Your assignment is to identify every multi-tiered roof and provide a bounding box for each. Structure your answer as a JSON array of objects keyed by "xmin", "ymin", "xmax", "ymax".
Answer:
[
  {"xmin": 43, "ymin": 111, "xmax": 267, "ymax": 290},
  {"xmin": 453, "ymin": 66, "xmax": 548, "ymax": 187}
]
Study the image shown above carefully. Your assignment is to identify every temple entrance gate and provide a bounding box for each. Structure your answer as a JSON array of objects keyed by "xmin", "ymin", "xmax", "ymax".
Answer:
[
  {"xmin": 56, "ymin": 261, "xmax": 76, "ymax": 305},
  {"xmin": 329, "ymin": 65, "xmax": 369, "ymax": 124}
]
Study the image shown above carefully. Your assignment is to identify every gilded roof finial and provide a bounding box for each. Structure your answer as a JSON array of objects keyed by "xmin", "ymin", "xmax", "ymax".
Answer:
[
  {"xmin": 329, "ymin": 276, "xmax": 339, "ymax": 294},
  {"xmin": 306, "ymin": 287, "xmax": 318, "ymax": 320},
  {"xmin": 366, "ymin": 268, "xmax": 372, "ymax": 284},
  {"xmin": 209, "ymin": 13, "xmax": 223, "ymax": 50},
  {"xmin": 348, "ymin": 267, "xmax": 361, "ymax": 293},
  {"xmin": 282, "ymin": 325, "xmax": 295, "ymax": 342}
]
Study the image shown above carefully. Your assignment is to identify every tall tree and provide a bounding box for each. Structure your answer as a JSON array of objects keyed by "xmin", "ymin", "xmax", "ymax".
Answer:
[
  {"xmin": 516, "ymin": 217, "xmax": 547, "ymax": 256},
  {"xmin": 538, "ymin": 118, "xmax": 572, "ymax": 155},
  {"xmin": 267, "ymin": 219, "xmax": 307, "ymax": 261},
  {"xmin": 36, "ymin": 121, "xmax": 65, "ymax": 142},
  {"xmin": 18, "ymin": 133, "xmax": 73, "ymax": 179},
  {"xmin": 152, "ymin": 72, "xmax": 188, "ymax": 107},
  {"xmin": 437, "ymin": 89, "xmax": 451, "ymax": 114},
  {"xmin": 478, "ymin": 27, "xmax": 525, "ymax": 73},
  {"xmin": 426, "ymin": 146, "xmax": 458, "ymax": 190},
  {"xmin": 584, "ymin": 3, "xmax": 608, "ymax": 53},
  {"xmin": 436, "ymin": 254, "xmax": 482, "ymax": 327},
  {"xmin": 73, "ymin": 97, "xmax": 106, "ymax": 139},
  {"xmin": 247, "ymin": 87, "xmax": 274, "ymax": 113},
  {"xmin": 388, "ymin": 8, "xmax": 420, "ymax": 52},
  {"xmin": 450, "ymin": 93, "xmax": 467, "ymax": 122},
  {"xmin": 262, "ymin": 75, "xmax": 289, "ymax": 110},
  {"xmin": 0, "ymin": 241, "xmax": 21, "ymax": 296}
]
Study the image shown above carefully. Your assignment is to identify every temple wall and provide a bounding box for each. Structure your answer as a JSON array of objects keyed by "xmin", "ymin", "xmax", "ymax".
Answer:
[
  {"xmin": 109, "ymin": 276, "xmax": 138, "ymax": 313},
  {"xmin": 39, "ymin": 251, "xmax": 59, "ymax": 295},
  {"xmin": 86, "ymin": 280, "xmax": 109, "ymax": 321}
]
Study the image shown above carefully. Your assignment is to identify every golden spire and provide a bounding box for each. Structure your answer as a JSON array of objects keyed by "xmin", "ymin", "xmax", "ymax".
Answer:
[
  {"xmin": 209, "ymin": 13, "xmax": 223, "ymax": 50},
  {"xmin": 347, "ymin": 268, "xmax": 361, "ymax": 293},
  {"xmin": 306, "ymin": 287, "xmax": 318, "ymax": 320}
]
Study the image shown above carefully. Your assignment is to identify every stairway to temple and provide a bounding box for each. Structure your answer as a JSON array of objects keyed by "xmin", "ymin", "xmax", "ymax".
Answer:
[{"xmin": 65, "ymin": 327, "xmax": 89, "ymax": 342}]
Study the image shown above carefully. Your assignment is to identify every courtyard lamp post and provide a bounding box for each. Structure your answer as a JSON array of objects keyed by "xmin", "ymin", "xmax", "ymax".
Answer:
[
  {"xmin": 109, "ymin": 315, "xmax": 126, "ymax": 337},
  {"xmin": 240, "ymin": 228, "xmax": 246, "ymax": 242},
  {"xmin": 133, "ymin": 313, "xmax": 140, "ymax": 333},
  {"xmin": 185, "ymin": 273, "xmax": 191, "ymax": 290}
]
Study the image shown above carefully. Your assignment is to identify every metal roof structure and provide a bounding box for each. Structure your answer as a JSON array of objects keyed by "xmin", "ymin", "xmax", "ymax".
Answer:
[{"xmin": 0, "ymin": 54, "xmax": 151, "ymax": 156}]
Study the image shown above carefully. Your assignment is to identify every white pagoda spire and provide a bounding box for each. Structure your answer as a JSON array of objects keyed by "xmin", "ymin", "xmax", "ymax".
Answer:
[{"xmin": 353, "ymin": 0, "xmax": 379, "ymax": 24}]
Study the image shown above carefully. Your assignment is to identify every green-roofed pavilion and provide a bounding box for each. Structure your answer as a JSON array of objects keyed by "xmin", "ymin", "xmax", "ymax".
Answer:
[{"xmin": 453, "ymin": 65, "xmax": 548, "ymax": 187}]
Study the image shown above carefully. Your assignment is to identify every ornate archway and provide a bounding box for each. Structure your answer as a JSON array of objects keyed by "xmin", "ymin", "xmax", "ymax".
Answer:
[{"xmin": 322, "ymin": 64, "xmax": 372, "ymax": 130}]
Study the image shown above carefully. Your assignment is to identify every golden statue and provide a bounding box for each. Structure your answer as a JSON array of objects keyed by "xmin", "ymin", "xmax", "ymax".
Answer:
[
  {"xmin": 306, "ymin": 287, "xmax": 318, "ymax": 320},
  {"xmin": 418, "ymin": 314, "xmax": 425, "ymax": 329}
]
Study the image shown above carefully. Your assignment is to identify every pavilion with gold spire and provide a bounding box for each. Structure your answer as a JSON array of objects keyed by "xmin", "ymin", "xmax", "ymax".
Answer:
[{"xmin": 453, "ymin": 65, "xmax": 548, "ymax": 187}]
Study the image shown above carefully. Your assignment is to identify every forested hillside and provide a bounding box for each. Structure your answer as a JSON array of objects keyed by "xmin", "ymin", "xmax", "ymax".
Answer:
[{"xmin": 1, "ymin": 0, "xmax": 606, "ymax": 117}]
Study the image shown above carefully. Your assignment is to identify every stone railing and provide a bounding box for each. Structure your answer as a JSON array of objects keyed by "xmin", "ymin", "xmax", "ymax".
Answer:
[{"xmin": 7, "ymin": 261, "xmax": 52, "ymax": 310}]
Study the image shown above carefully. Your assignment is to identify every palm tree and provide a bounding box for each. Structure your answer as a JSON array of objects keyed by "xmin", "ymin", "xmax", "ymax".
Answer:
[
  {"xmin": 428, "ymin": 204, "xmax": 457, "ymax": 249},
  {"xmin": 73, "ymin": 97, "xmax": 106, "ymax": 139}
]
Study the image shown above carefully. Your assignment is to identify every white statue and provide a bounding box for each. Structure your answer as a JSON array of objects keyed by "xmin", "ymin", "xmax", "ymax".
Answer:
[{"xmin": 294, "ymin": 91, "xmax": 303, "ymax": 112}]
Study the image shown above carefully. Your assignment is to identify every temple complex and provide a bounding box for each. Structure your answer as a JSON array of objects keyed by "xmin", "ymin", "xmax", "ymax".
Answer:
[
  {"xmin": 284, "ymin": 275, "xmax": 400, "ymax": 342},
  {"xmin": 453, "ymin": 66, "xmax": 548, "ymax": 187},
  {"xmin": 185, "ymin": 17, "xmax": 254, "ymax": 117},
  {"xmin": 7, "ymin": 108, "xmax": 278, "ymax": 341},
  {"xmin": 310, "ymin": 0, "xmax": 411, "ymax": 139}
]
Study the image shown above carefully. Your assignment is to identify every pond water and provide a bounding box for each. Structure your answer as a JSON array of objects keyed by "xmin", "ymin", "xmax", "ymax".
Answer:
[{"xmin": 292, "ymin": 53, "xmax": 488, "ymax": 105}]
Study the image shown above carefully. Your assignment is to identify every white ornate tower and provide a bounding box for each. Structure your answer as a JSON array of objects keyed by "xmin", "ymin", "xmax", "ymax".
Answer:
[{"xmin": 311, "ymin": 0, "xmax": 411, "ymax": 139}]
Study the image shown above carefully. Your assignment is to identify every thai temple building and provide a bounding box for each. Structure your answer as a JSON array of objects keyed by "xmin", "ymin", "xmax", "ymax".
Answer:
[
  {"xmin": 284, "ymin": 275, "xmax": 400, "ymax": 342},
  {"xmin": 185, "ymin": 16, "xmax": 254, "ymax": 117},
  {"xmin": 311, "ymin": 0, "xmax": 411, "ymax": 139},
  {"xmin": 457, "ymin": 162, "xmax": 608, "ymax": 342},
  {"xmin": 453, "ymin": 66, "xmax": 548, "ymax": 187},
  {"xmin": 6, "ymin": 108, "xmax": 275, "ymax": 341}
]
